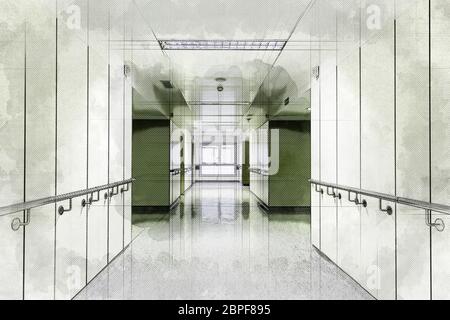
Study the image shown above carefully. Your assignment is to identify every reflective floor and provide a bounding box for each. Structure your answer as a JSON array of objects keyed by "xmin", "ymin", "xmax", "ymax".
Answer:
[{"xmin": 75, "ymin": 182, "xmax": 373, "ymax": 300}]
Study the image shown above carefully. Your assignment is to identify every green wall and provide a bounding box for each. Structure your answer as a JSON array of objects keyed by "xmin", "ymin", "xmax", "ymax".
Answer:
[
  {"xmin": 242, "ymin": 140, "xmax": 250, "ymax": 186},
  {"xmin": 132, "ymin": 120, "xmax": 171, "ymax": 207},
  {"xmin": 269, "ymin": 120, "xmax": 311, "ymax": 207}
]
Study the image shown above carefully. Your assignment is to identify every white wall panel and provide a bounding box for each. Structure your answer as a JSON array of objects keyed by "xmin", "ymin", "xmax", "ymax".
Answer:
[
  {"xmin": 0, "ymin": 0, "xmax": 131, "ymax": 300},
  {"xmin": 109, "ymin": 55, "xmax": 124, "ymax": 185},
  {"xmin": 319, "ymin": 55, "xmax": 337, "ymax": 185},
  {"xmin": 310, "ymin": 0, "xmax": 447, "ymax": 301},
  {"xmin": 0, "ymin": 8, "xmax": 25, "ymax": 298},
  {"xmin": 431, "ymin": 0, "xmax": 450, "ymax": 300},
  {"xmin": 361, "ymin": 0, "xmax": 395, "ymax": 195},
  {"xmin": 87, "ymin": 196, "xmax": 108, "ymax": 282},
  {"xmin": 336, "ymin": 1, "xmax": 362, "ymax": 282},
  {"xmin": 0, "ymin": 213, "xmax": 23, "ymax": 300},
  {"xmin": 318, "ymin": 1, "xmax": 337, "ymax": 263},
  {"xmin": 0, "ymin": 4, "xmax": 25, "ymax": 207},
  {"xmin": 397, "ymin": 205, "xmax": 430, "ymax": 300},
  {"xmin": 337, "ymin": 0, "xmax": 360, "ymax": 188},
  {"xmin": 359, "ymin": 2, "xmax": 396, "ymax": 299},
  {"xmin": 360, "ymin": 197, "xmax": 395, "ymax": 300},
  {"xmin": 86, "ymin": 0, "xmax": 109, "ymax": 281},
  {"xmin": 396, "ymin": 0, "xmax": 430, "ymax": 200},
  {"xmin": 310, "ymin": 6, "xmax": 321, "ymax": 248},
  {"xmin": 24, "ymin": 205, "xmax": 55, "ymax": 300},
  {"xmin": 108, "ymin": 3, "xmax": 125, "ymax": 260},
  {"xmin": 310, "ymin": 190, "xmax": 320, "ymax": 249},
  {"xmin": 123, "ymin": 1, "xmax": 133, "ymax": 181},
  {"xmin": 319, "ymin": 0, "xmax": 337, "ymax": 185},
  {"xmin": 56, "ymin": 0, "xmax": 88, "ymax": 194},
  {"xmin": 55, "ymin": 196, "xmax": 87, "ymax": 299},
  {"xmin": 320, "ymin": 195, "xmax": 337, "ymax": 263},
  {"xmin": 360, "ymin": 197, "xmax": 378, "ymax": 297},
  {"xmin": 55, "ymin": 0, "xmax": 88, "ymax": 299},
  {"xmin": 376, "ymin": 201, "xmax": 396, "ymax": 300},
  {"xmin": 431, "ymin": 0, "xmax": 450, "ymax": 208},
  {"xmin": 124, "ymin": 71, "xmax": 133, "ymax": 247},
  {"xmin": 88, "ymin": 3, "xmax": 109, "ymax": 189},
  {"xmin": 337, "ymin": 196, "xmax": 361, "ymax": 283},
  {"xmin": 336, "ymin": 53, "xmax": 360, "ymax": 189},
  {"xmin": 432, "ymin": 212, "xmax": 450, "ymax": 299},
  {"xmin": 123, "ymin": 0, "xmax": 133, "ymax": 248},
  {"xmin": 395, "ymin": 0, "xmax": 431, "ymax": 300},
  {"xmin": 108, "ymin": 193, "xmax": 124, "ymax": 260}
]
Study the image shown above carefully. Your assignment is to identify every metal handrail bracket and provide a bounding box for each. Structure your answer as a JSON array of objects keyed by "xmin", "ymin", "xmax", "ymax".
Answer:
[
  {"xmin": 109, "ymin": 186, "xmax": 120, "ymax": 198},
  {"xmin": 348, "ymin": 191, "xmax": 360, "ymax": 205},
  {"xmin": 11, "ymin": 209, "xmax": 31, "ymax": 231},
  {"xmin": 314, "ymin": 184, "xmax": 324, "ymax": 194},
  {"xmin": 0, "ymin": 178, "xmax": 135, "ymax": 218},
  {"xmin": 58, "ymin": 199, "xmax": 73, "ymax": 215},
  {"xmin": 89, "ymin": 191, "xmax": 101, "ymax": 205},
  {"xmin": 309, "ymin": 179, "xmax": 450, "ymax": 217}
]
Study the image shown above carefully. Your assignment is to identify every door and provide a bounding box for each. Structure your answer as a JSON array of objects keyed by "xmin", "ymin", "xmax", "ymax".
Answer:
[{"xmin": 199, "ymin": 141, "xmax": 238, "ymax": 180}]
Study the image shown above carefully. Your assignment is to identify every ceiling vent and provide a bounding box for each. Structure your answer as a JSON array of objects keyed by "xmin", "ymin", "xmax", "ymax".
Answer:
[
  {"xmin": 160, "ymin": 80, "xmax": 174, "ymax": 89},
  {"xmin": 312, "ymin": 66, "xmax": 320, "ymax": 80}
]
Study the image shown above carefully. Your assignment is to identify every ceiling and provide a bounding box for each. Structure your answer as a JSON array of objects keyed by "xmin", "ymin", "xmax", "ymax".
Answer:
[
  {"xmin": 131, "ymin": 0, "xmax": 313, "ymax": 128},
  {"xmin": 134, "ymin": 0, "xmax": 311, "ymax": 40}
]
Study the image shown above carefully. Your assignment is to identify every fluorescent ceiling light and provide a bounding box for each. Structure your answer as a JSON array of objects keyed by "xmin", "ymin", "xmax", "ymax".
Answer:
[{"xmin": 159, "ymin": 40, "xmax": 287, "ymax": 51}]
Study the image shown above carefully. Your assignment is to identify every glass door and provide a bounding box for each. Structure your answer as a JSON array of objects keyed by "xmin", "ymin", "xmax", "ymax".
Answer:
[{"xmin": 200, "ymin": 140, "xmax": 238, "ymax": 179}]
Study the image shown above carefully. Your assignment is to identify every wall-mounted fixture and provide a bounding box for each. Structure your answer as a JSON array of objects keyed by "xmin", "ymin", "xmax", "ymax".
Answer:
[
  {"xmin": 312, "ymin": 66, "xmax": 320, "ymax": 80},
  {"xmin": 284, "ymin": 97, "xmax": 290, "ymax": 106},
  {"xmin": 216, "ymin": 77, "xmax": 226, "ymax": 92},
  {"xmin": 124, "ymin": 64, "xmax": 131, "ymax": 78}
]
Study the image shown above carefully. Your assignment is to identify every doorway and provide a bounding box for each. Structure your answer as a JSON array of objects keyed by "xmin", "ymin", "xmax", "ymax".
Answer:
[{"xmin": 198, "ymin": 139, "xmax": 239, "ymax": 181}]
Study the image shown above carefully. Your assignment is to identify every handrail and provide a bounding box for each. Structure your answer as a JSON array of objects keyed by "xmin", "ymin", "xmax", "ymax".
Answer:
[
  {"xmin": 309, "ymin": 179, "xmax": 450, "ymax": 216},
  {"xmin": 1, "ymin": 178, "xmax": 135, "ymax": 218}
]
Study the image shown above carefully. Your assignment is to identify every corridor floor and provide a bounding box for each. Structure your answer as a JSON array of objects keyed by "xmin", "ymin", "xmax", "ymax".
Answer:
[{"xmin": 74, "ymin": 183, "xmax": 373, "ymax": 300}]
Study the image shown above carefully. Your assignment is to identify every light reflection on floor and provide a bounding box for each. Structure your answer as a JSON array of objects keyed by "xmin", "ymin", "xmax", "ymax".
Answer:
[{"xmin": 75, "ymin": 182, "xmax": 373, "ymax": 300}]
